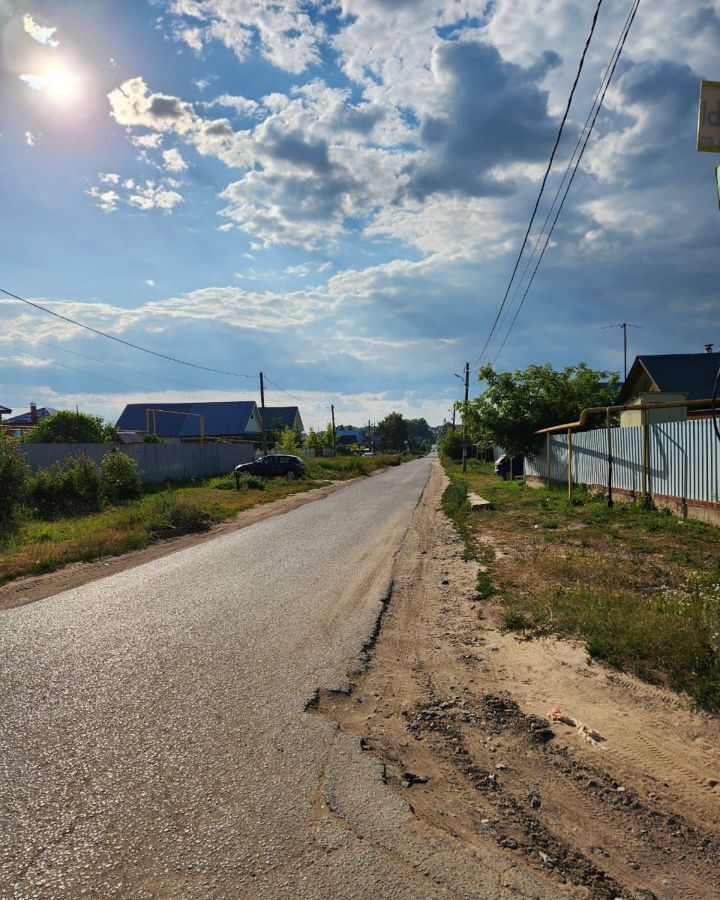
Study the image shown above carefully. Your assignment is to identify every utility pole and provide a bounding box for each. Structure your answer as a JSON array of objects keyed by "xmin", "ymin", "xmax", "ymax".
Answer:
[
  {"xmin": 330, "ymin": 404, "xmax": 336, "ymax": 451},
  {"xmin": 602, "ymin": 323, "xmax": 641, "ymax": 381},
  {"xmin": 462, "ymin": 361, "xmax": 469, "ymax": 473},
  {"xmin": 259, "ymin": 371, "xmax": 268, "ymax": 455}
]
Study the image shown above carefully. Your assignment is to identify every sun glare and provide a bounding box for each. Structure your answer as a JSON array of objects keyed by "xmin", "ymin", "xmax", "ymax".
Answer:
[
  {"xmin": 20, "ymin": 63, "xmax": 81, "ymax": 103},
  {"xmin": 42, "ymin": 65, "xmax": 80, "ymax": 101}
]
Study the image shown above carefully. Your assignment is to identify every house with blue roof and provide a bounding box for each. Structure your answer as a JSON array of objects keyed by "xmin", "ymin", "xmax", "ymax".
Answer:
[
  {"xmin": 116, "ymin": 401, "xmax": 263, "ymax": 443},
  {"xmin": 261, "ymin": 406, "xmax": 304, "ymax": 436},
  {"xmin": 617, "ymin": 351, "xmax": 720, "ymax": 426}
]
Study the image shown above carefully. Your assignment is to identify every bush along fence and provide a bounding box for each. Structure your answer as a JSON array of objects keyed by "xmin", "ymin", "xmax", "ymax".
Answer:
[
  {"xmin": 524, "ymin": 417, "xmax": 720, "ymax": 523},
  {"xmin": 20, "ymin": 442, "xmax": 254, "ymax": 484}
]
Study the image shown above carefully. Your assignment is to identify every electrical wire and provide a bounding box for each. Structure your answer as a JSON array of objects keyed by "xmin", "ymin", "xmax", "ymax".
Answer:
[
  {"xmin": 472, "ymin": 0, "xmax": 606, "ymax": 370},
  {"xmin": 488, "ymin": 0, "xmax": 639, "ymax": 361},
  {"xmin": 22, "ymin": 337, "xmax": 213, "ymax": 391},
  {"xmin": 9, "ymin": 349, "xmax": 153, "ymax": 393},
  {"xmin": 491, "ymin": 0, "xmax": 641, "ymax": 364},
  {"xmin": 263, "ymin": 376, "xmax": 327, "ymax": 413},
  {"xmin": 0, "ymin": 286, "xmax": 256, "ymax": 379},
  {"xmin": 484, "ymin": 0, "xmax": 636, "ymax": 360}
]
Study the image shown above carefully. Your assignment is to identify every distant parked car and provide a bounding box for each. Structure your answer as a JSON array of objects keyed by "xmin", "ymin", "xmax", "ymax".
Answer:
[
  {"xmin": 235, "ymin": 454, "xmax": 306, "ymax": 481},
  {"xmin": 362, "ymin": 450, "xmax": 374, "ymax": 457},
  {"xmin": 494, "ymin": 455, "xmax": 523, "ymax": 480}
]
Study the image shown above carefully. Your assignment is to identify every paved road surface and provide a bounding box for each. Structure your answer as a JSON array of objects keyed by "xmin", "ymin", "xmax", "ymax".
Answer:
[{"xmin": 1, "ymin": 458, "xmax": 548, "ymax": 899}]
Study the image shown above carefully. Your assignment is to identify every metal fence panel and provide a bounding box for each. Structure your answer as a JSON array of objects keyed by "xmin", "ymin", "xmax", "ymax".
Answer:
[
  {"xmin": 20, "ymin": 443, "xmax": 254, "ymax": 483},
  {"xmin": 524, "ymin": 418, "xmax": 719, "ymax": 503}
]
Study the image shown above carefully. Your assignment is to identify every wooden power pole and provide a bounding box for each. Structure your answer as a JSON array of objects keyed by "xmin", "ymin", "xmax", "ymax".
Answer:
[
  {"xmin": 330, "ymin": 404, "xmax": 336, "ymax": 451},
  {"xmin": 462, "ymin": 361, "xmax": 469, "ymax": 473},
  {"xmin": 259, "ymin": 372, "xmax": 268, "ymax": 455}
]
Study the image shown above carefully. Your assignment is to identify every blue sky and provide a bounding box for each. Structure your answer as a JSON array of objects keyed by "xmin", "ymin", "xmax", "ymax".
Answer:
[{"xmin": 1, "ymin": 0, "xmax": 719, "ymax": 429}]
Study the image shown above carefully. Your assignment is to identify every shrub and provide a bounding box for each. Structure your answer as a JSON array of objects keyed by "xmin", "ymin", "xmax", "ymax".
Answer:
[
  {"xmin": 476, "ymin": 569, "xmax": 493, "ymax": 599},
  {"xmin": 439, "ymin": 429, "xmax": 464, "ymax": 460},
  {"xmin": 236, "ymin": 473, "xmax": 266, "ymax": 491},
  {"xmin": 151, "ymin": 496, "xmax": 212, "ymax": 538},
  {"xmin": 101, "ymin": 451, "xmax": 142, "ymax": 502},
  {"xmin": 28, "ymin": 454, "xmax": 103, "ymax": 519},
  {"xmin": 0, "ymin": 434, "xmax": 29, "ymax": 536}
]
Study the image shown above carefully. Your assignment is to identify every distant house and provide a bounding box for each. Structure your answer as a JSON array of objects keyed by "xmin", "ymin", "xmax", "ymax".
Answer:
[
  {"xmin": 0, "ymin": 405, "xmax": 11, "ymax": 423},
  {"xmin": 617, "ymin": 352, "xmax": 720, "ymax": 426},
  {"xmin": 5, "ymin": 404, "xmax": 59, "ymax": 426},
  {"xmin": 116, "ymin": 401, "xmax": 263, "ymax": 443},
  {"xmin": 261, "ymin": 406, "xmax": 304, "ymax": 436},
  {"xmin": 336, "ymin": 426, "xmax": 365, "ymax": 447}
]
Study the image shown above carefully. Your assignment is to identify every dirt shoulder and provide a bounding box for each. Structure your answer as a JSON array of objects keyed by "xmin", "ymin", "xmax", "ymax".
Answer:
[
  {"xmin": 313, "ymin": 459, "xmax": 720, "ymax": 900},
  {"xmin": 0, "ymin": 477, "xmax": 361, "ymax": 613}
]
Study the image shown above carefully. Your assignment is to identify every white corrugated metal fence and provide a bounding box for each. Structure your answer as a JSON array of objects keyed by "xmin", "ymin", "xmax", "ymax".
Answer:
[{"xmin": 524, "ymin": 419, "xmax": 720, "ymax": 503}]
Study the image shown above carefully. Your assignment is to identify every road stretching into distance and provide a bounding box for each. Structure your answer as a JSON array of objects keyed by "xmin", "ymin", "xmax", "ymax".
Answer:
[{"xmin": 1, "ymin": 456, "xmax": 553, "ymax": 899}]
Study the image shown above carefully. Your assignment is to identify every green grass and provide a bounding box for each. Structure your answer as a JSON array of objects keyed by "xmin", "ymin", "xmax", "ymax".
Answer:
[
  {"xmin": 441, "ymin": 477, "xmax": 474, "ymax": 560},
  {"xmin": 440, "ymin": 455, "xmax": 720, "ymax": 711},
  {"xmin": 0, "ymin": 454, "xmax": 415, "ymax": 587}
]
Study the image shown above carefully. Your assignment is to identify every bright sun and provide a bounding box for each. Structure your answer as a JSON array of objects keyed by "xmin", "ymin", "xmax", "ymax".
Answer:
[
  {"xmin": 42, "ymin": 65, "xmax": 80, "ymax": 102},
  {"xmin": 20, "ymin": 64, "xmax": 81, "ymax": 103}
]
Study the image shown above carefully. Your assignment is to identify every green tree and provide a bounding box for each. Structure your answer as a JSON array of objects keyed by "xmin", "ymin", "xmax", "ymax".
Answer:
[
  {"xmin": 376, "ymin": 412, "xmax": 409, "ymax": 452},
  {"xmin": 466, "ymin": 363, "xmax": 620, "ymax": 459},
  {"xmin": 407, "ymin": 417, "xmax": 433, "ymax": 449},
  {"xmin": 274, "ymin": 426, "xmax": 300, "ymax": 453},
  {"xmin": 0, "ymin": 434, "xmax": 28, "ymax": 536},
  {"xmin": 439, "ymin": 428, "xmax": 464, "ymax": 461},
  {"xmin": 303, "ymin": 424, "xmax": 335, "ymax": 449},
  {"xmin": 23, "ymin": 410, "xmax": 117, "ymax": 444}
]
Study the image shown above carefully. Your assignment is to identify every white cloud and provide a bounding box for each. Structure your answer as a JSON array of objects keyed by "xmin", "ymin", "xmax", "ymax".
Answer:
[
  {"xmin": 19, "ymin": 74, "xmax": 46, "ymax": 91},
  {"xmin": 127, "ymin": 180, "xmax": 184, "ymax": 211},
  {"xmin": 145, "ymin": 279, "xmax": 156, "ymax": 287},
  {"xmin": 285, "ymin": 263, "xmax": 310, "ymax": 277},
  {"xmin": 87, "ymin": 177, "xmax": 184, "ymax": 213},
  {"xmin": 0, "ymin": 353, "xmax": 53, "ymax": 368},
  {"xmin": 193, "ymin": 76, "xmax": 216, "ymax": 91},
  {"xmin": 108, "ymin": 77, "xmax": 197, "ymax": 133},
  {"xmin": 129, "ymin": 133, "xmax": 163, "ymax": 148},
  {"xmin": 0, "ymin": 284, "xmax": 338, "ymax": 345},
  {"xmin": 24, "ymin": 131, "xmax": 36, "ymax": 147},
  {"xmin": 23, "ymin": 14, "xmax": 59, "ymax": 47},
  {"xmin": 86, "ymin": 187, "xmax": 119, "ymax": 213},
  {"xmin": 162, "ymin": 148, "xmax": 188, "ymax": 172},
  {"xmin": 167, "ymin": 0, "xmax": 327, "ymax": 74},
  {"xmin": 175, "ymin": 25, "xmax": 205, "ymax": 51},
  {"xmin": 202, "ymin": 93, "xmax": 260, "ymax": 116}
]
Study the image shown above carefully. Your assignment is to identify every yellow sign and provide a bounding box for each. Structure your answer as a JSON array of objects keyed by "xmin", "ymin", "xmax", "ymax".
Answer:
[{"xmin": 697, "ymin": 80, "xmax": 720, "ymax": 152}]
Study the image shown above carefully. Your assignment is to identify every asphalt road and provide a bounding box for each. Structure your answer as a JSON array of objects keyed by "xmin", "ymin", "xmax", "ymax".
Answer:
[{"xmin": 1, "ymin": 457, "xmax": 549, "ymax": 899}]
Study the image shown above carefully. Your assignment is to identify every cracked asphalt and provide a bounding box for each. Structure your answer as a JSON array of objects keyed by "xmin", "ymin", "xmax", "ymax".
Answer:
[{"xmin": 1, "ymin": 457, "xmax": 551, "ymax": 899}]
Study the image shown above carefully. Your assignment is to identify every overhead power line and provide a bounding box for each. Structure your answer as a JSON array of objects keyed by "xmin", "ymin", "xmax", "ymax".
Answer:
[
  {"xmin": 491, "ymin": 0, "xmax": 641, "ymax": 363},
  {"xmin": 489, "ymin": 0, "xmax": 640, "ymax": 363},
  {"xmin": 0, "ymin": 286, "xmax": 255, "ymax": 379},
  {"xmin": 473, "ymin": 0, "xmax": 606, "ymax": 370},
  {"xmin": 263, "ymin": 376, "xmax": 327, "ymax": 412},
  {"xmin": 25, "ymin": 337, "xmax": 213, "ymax": 391},
  {"xmin": 9, "ymin": 348, "xmax": 153, "ymax": 393}
]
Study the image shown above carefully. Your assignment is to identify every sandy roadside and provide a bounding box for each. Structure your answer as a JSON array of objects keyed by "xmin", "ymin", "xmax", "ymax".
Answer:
[{"xmin": 313, "ymin": 459, "xmax": 720, "ymax": 900}]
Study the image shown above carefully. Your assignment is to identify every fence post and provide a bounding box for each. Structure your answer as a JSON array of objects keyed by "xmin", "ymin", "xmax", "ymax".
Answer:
[
  {"xmin": 567, "ymin": 428, "xmax": 573, "ymax": 501},
  {"xmin": 642, "ymin": 408, "xmax": 649, "ymax": 497},
  {"xmin": 606, "ymin": 409, "xmax": 613, "ymax": 508},
  {"xmin": 546, "ymin": 432, "xmax": 551, "ymax": 488}
]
